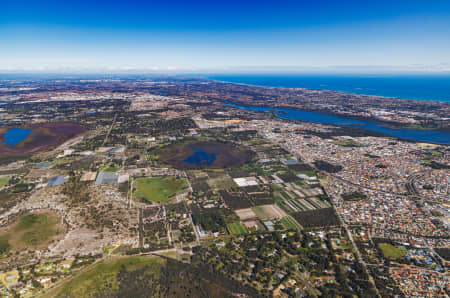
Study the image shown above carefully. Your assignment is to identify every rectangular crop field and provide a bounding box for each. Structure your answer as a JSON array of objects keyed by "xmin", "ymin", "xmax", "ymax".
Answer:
[
  {"xmin": 292, "ymin": 208, "xmax": 340, "ymax": 228},
  {"xmin": 280, "ymin": 217, "xmax": 301, "ymax": 230},
  {"xmin": 235, "ymin": 208, "xmax": 257, "ymax": 221},
  {"xmin": 226, "ymin": 222, "xmax": 247, "ymax": 235},
  {"xmin": 252, "ymin": 204, "xmax": 287, "ymax": 220},
  {"xmin": 134, "ymin": 177, "xmax": 187, "ymax": 204}
]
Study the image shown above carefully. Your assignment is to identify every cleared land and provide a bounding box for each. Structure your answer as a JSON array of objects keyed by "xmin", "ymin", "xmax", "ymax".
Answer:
[
  {"xmin": 378, "ymin": 243, "xmax": 405, "ymax": 260},
  {"xmin": 80, "ymin": 172, "xmax": 97, "ymax": 181},
  {"xmin": 252, "ymin": 204, "xmax": 287, "ymax": 220},
  {"xmin": 207, "ymin": 175, "xmax": 237, "ymax": 190},
  {"xmin": 235, "ymin": 208, "xmax": 258, "ymax": 221},
  {"xmin": 134, "ymin": 177, "xmax": 187, "ymax": 204}
]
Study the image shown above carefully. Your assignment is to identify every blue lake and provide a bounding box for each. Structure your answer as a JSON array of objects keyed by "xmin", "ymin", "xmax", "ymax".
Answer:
[
  {"xmin": 36, "ymin": 163, "xmax": 51, "ymax": 169},
  {"xmin": 183, "ymin": 146, "xmax": 217, "ymax": 166},
  {"xmin": 225, "ymin": 102, "xmax": 450, "ymax": 145},
  {"xmin": 2, "ymin": 128, "xmax": 32, "ymax": 146}
]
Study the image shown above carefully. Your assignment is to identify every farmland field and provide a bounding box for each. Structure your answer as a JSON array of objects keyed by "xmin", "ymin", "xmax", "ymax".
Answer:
[
  {"xmin": 134, "ymin": 177, "xmax": 187, "ymax": 204},
  {"xmin": 292, "ymin": 208, "xmax": 340, "ymax": 228},
  {"xmin": 252, "ymin": 204, "xmax": 287, "ymax": 220},
  {"xmin": 280, "ymin": 216, "xmax": 301, "ymax": 230},
  {"xmin": 227, "ymin": 222, "xmax": 247, "ymax": 235},
  {"xmin": 235, "ymin": 208, "xmax": 257, "ymax": 221}
]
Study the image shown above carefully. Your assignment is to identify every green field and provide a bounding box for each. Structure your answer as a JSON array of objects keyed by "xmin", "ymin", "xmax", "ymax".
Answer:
[
  {"xmin": 332, "ymin": 140, "xmax": 362, "ymax": 147},
  {"xmin": 0, "ymin": 213, "xmax": 62, "ymax": 253},
  {"xmin": 0, "ymin": 235, "xmax": 10, "ymax": 256},
  {"xmin": 15, "ymin": 213, "xmax": 62, "ymax": 246},
  {"xmin": 296, "ymin": 170, "xmax": 317, "ymax": 177},
  {"xmin": 280, "ymin": 216, "xmax": 301, "ymax": 230},
  {"xmin": 134, "ymin": 177, "xmax": 187, "ymax": 204},
  {"xmin": 100, "ymin": 165, "xmax": 120, "ymax": 172},
  {"xmin": 378, "ymin": 243, "xmax": 405, "ymax": 259},
  {"xmin": 45, "ymin": 256, "xmax": 165, "ymax": 298},
  {"xmin": 0, "ymin": 176, "xmax": 10, "ymax": 188},
  {"xmin": 226, "ymin": 222, "xmax": 246, "ymax": 235}
]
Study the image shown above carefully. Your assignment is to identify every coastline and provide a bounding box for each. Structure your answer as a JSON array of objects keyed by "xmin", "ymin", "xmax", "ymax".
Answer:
[{"xmin": 207, "ymin": 75, "xmax": 450, "ymax": 103}]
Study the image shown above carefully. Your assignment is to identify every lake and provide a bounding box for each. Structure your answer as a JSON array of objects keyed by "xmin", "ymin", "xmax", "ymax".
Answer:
[
  {"xmin": 157, "ymin": 140, "xmax": 255, "ymax": 170},
  {"xmin": 184, "ymin": 146, "xmax": 217, "ymax": 166},
  {"xmin": 2, "ymin": 128, "xmax": 32, "ymax": 146},
  {"xmin": 225, "ymin": 102, "xmax": 450, "ymax": 145}
]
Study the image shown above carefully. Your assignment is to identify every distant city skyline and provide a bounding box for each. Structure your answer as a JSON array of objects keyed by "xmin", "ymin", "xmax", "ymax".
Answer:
[{"xmin": 2, "ymin": 0, "xmax": 450, "ymax": 73}]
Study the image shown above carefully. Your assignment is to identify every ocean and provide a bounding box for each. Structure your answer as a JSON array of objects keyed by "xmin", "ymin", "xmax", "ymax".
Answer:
[{"xmin": 207, "ymin": 74, "xmax": 450, "ymax": 103}]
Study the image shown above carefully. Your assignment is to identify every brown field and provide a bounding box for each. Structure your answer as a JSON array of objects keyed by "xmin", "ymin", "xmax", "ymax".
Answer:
[
  {"xmin": 242, "ymin": 219, "xmax": 260, "ymax": 229},
  {"xmin": 252, "ymin": 204, "xmax": 287, "ymax": 220},
  {"xmin": 80, "ymin": 172, "xmax": 97, "ymax": 181},
  {"xmin": 0, "ymin": 122, "xmax": 86, "ymax": 157},
  {"xmin": 235, "ymin": 208, "xmax": 257, "ymax": 221}
]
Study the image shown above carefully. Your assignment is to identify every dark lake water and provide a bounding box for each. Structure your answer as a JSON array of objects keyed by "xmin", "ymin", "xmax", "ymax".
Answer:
[
  {"xmin": 2, "ymin": 128, "xmax": 32, "ymax": 146},
  {"xmin": 183, "ymin": 146, "xmax": 217, "ymax": 166},
  {"xmin": 225, "ymin": 102, "xmax": 450, "ymax": 145}
]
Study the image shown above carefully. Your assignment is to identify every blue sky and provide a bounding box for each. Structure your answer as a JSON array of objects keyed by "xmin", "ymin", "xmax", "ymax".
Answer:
[{"xmin": 1, "ymin": 0, "xmax": 450, "ymax": 72}]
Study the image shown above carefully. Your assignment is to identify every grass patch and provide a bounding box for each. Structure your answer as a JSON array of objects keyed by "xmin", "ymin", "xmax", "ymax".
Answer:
[
  {"xmin": 15, "ymin": 213, "xmax": 61, "ymax": 246},
  {"xmin": 47, "ymin": 256, "xmax": 165, "ymax": 297},
  {"xmin": 100, "ymin": 165, "xmax": 120, "ymax": 172},
  {"xmin": 426, "ymin": 149, "xmax": 443, "ymax": 156},
  {"xmin": 332, "ymin": 140, "xmax": 362, "ymax": 147},
  {"xmin": 134, "ymin": 177, "xmax": 187, "ymax": 204},
  {"xmin": 280, "ymin": 217, "xmax": 301, "ymax": 230},
  {"xmin": 296, "ymin": 170, "xmax": 316, "ymax": 177},
  {"xmin": 0, "ymin": 212, "xmax": 63, "ymax": 251},
  {"xmin": 378, "ymin": 243, "xmax": 405, "ymax": 260},
  {"xmin": 0, "ymin": 176, "xmax": 10, "ymax": 188},
  {"xmin": 239, "ymin": 164, "xmax": 268, "ymax": 176},
  {"xmin": 0, "ymin": 235, "xmax": 10, "ymax": 256},
  {"xmin": 342, "ymin": 191, "xmax": 367, "ymax": 202},
  {"xmin": 226, "ymin": 222, "xmax": 246, "ymax": 235}
]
